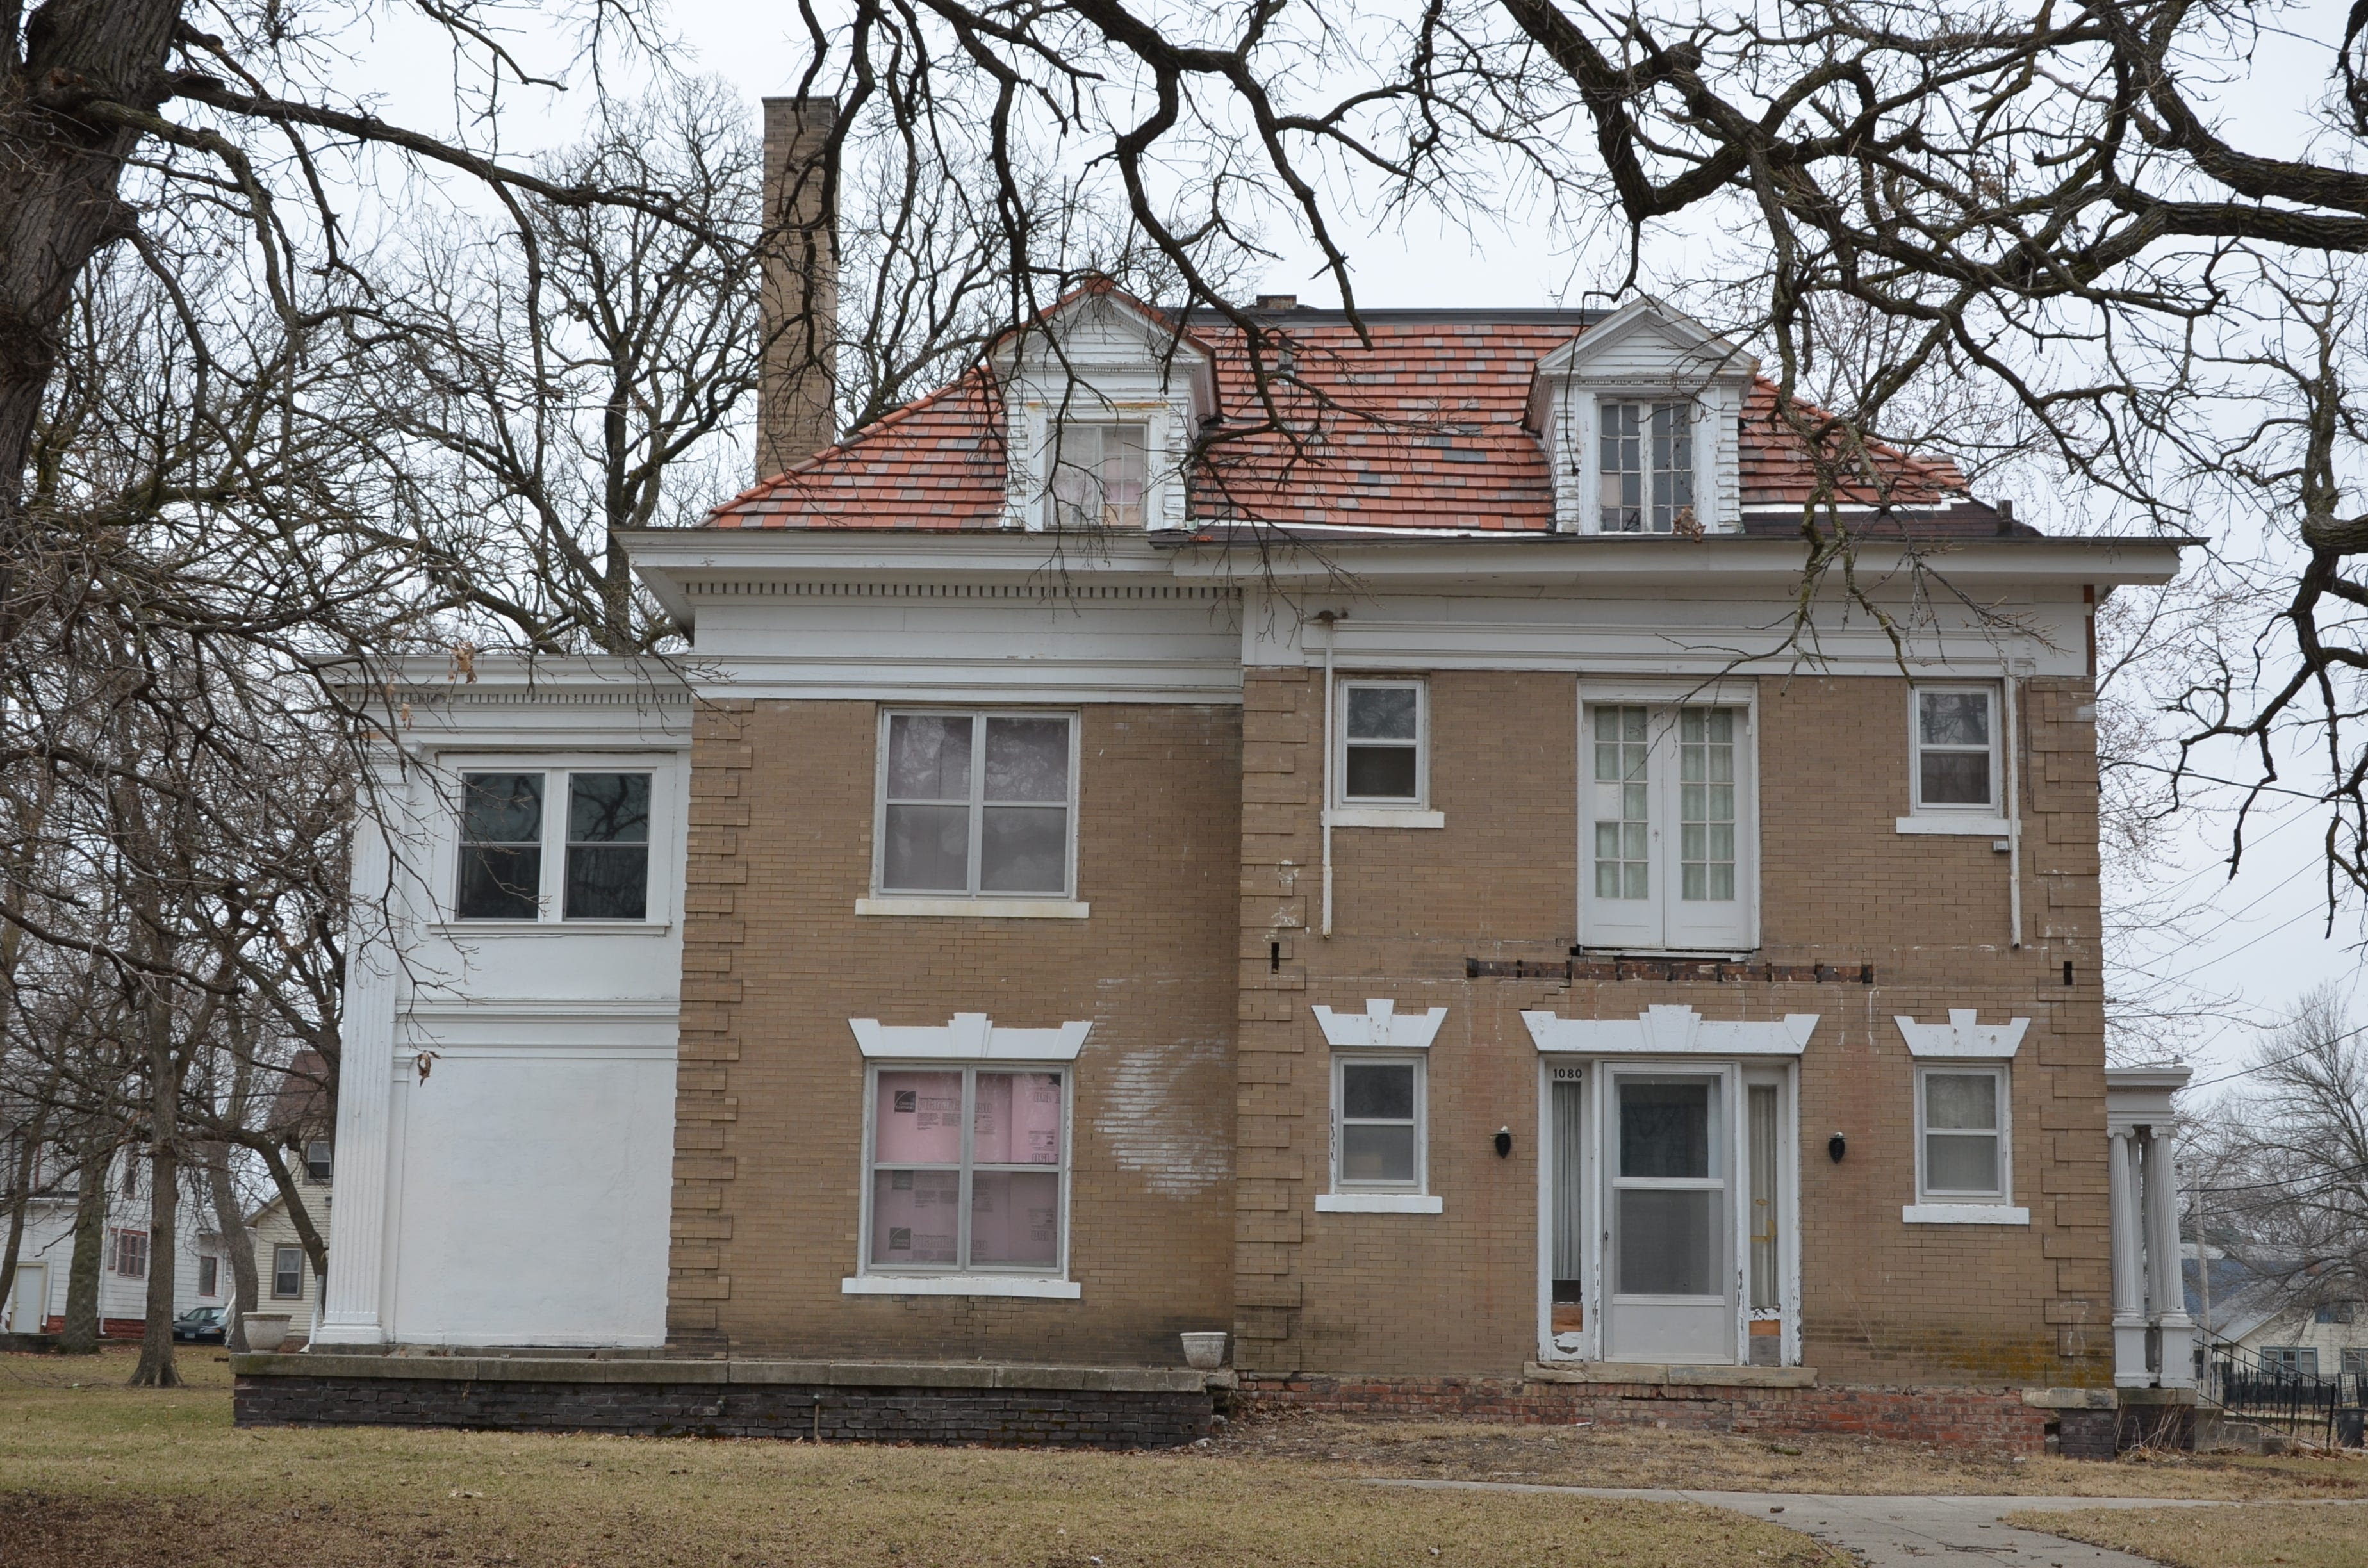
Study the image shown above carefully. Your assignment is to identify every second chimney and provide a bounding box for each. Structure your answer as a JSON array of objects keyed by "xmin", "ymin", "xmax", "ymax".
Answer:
[{"xmin": 757, "ymin": 95, "xmax": 840, "ymax": 482}]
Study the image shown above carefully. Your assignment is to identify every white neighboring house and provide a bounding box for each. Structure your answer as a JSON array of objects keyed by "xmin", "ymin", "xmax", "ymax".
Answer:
[
  {"xmin": 243, "ymin": 1150, "xmax": 333, "ymax": 1343},
  {"xmin": 311, "ymin": 660, "xmax": 688, "ymax": 1349},
  {"xmin": 4, "ymin": 1145, "xmax": 221, "ymax": 1335},
  {"xmin": 2189, "ymin": 1250, "xmax": 2368, "ymax": 1381}
]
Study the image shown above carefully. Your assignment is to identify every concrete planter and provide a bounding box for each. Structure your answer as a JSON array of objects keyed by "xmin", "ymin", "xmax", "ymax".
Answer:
[
  {"xmin": 241, "ymin": 1314, "xmax": 292, "ymax": 1353},
  {"xmin": 1180, "ymin": 1332, "xmax": 1227, "ymax": 1371}
]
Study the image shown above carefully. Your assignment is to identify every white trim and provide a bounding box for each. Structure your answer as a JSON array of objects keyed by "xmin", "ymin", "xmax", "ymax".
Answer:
[
  {"xmin": 1328, "ymin": 1052, "xmax": 1430, "ymax": 1198},
  {"xmin": 1523, "ymin": 1005, "xmax": 1817, "ymax": 1057},
  {"xmin": 1895, "ymin": 1010, "xmax": 2028, "ymax": 1059},
  {"xmin": 854, "ymin": 897, "xmax": 1090, "ymax": 920},
  {"xmin": 849, "ymin": 1015, "xmax": 1091, "ymax": 1062},
  {"xmin": 1316, "ymin": 1193, "xmax": 1443, "ymax": 1214},
  {"xmin": 426, "ymin": 920, "xmax": 675, "ymax": 937},
  {"xmin": 1903, "ymin": 1204, "xmax": 2031, "ymax": 1226},
  {"xmin": 1311, "ymin": 999, "xmax": 1447, "ymax": 1050},
  {"xmin": 1330, "ymin": 807, "xmax": 1445, "ymax": 829},
  {"xmin": 435, "ymin": 754, "xmax": 680, "ymax": 929},
  {"xmin": 841, "ymin": 1274, "xmax": 1082, "ymax": 1300},
  {"xmin": 1892, "ymin": 817, "xmax": 2012, "ymax": 837}
]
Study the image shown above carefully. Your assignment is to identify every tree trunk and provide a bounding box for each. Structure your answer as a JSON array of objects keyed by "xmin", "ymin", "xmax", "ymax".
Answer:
[
  {"xmin": 203, "ymin": 1142, "xmax": 258, "ymax": 1352},
  {"xmin": 129, "ymin": 982, "xmax": 182, "ymax": 1385},
  {"xmin": 58, "ymin": 1138, "xmax": 106, "ymax": 1353}
]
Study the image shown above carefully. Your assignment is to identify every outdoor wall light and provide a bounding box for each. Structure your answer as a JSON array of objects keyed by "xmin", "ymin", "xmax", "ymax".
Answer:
[
  {"xmin": 1494, "ymin": 1127, "xmax": 1513, "ymax": 1158},
  {"xmin": 1827, "ymin": 1132, "xmax": 1847, "ymax": 1163}
]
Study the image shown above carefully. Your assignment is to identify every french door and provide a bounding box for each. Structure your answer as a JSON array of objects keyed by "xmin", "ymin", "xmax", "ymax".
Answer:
[{"xmin": 1581, "ymin": 701, "xmax": 1755, "ymax": 952}]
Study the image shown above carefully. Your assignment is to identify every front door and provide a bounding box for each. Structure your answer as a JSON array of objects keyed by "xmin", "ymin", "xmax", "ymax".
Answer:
[
  {"xmin": 8, "ymin": 1261, "xmax": 47, "ymax": 1333},
  {"xmin": 1604, "ymin": 1070, "xmax": 1733, "ymax": 1363}
]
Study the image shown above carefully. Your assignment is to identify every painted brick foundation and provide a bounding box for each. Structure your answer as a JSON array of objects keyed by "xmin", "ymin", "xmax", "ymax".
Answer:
[
  {"xmin": 1233, "ymin": 1375, "xmax": 2051, "ymax": 1454},
  {"xmin": 231, "ymin": 1357, "xmax": 1216, "ymax": 1450}
]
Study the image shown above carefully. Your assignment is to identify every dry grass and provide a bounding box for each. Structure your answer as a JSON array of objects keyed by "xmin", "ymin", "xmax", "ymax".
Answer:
[
  {"xmin": 0, "ymin": 1350, "xmax": 1822, "ymax": 1568},
  {"xmin": 2006, "ymin": 1502, "xmax": 2368, "ymax": 1567},
  {"xmin": 1224, "ymin": 1407, "xmax": 2368, "ymax": 1500}
]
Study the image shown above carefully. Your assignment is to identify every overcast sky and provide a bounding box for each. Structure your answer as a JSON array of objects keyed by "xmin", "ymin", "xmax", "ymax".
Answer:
[{"xmin": 361, "ymin": 1, "xmax": 2364, "ymax": 1089}]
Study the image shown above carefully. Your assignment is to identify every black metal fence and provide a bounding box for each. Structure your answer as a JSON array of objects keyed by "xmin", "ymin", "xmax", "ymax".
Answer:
[{"xmin": 2201, "ymin": 1346, "xmax": 2367, "ymax": 1447}]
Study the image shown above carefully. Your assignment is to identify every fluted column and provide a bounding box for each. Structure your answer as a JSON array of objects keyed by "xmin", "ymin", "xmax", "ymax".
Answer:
[{"xmin": 2109, "ymin": 1126, "xmax": 2142, "ymax": 1321}]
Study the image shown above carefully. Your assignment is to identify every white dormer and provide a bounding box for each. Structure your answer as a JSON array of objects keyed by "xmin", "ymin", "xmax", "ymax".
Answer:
[
  {"xmin": 1525, "ymin": 297, "xmax": 1758, "ymax": 535},
  {"xmin": 994, "ymin": 289, "xmax": 1217, "ymax": 532}
]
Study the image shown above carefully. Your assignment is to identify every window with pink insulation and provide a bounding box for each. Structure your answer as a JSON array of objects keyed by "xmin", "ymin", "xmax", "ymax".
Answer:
[{"xmin": 867, "ymin": 1067, "xmax": 1065, "ymax": 1274}]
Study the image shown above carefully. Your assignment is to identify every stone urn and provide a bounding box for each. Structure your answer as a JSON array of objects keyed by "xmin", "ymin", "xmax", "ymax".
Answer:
[
  {"xmin": 241, "ymin": 1313, "xmax": 292, "ymax": 1353},
  {"xmin": 1180, "ymin": 1331, "xmax": 1228, "ymax": 1371}
]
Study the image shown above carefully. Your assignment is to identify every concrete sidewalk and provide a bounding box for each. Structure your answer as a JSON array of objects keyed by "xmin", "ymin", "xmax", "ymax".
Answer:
[{"xmin": 1366, "ymin": 1479, "xmax": 2228, "ymax": 1566}]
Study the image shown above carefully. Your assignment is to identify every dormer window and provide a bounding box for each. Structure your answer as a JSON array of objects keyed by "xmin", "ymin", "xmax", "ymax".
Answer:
[
  {"xmin": 1600, "ymin": 401, "xmax": 1695, "ymax": 533},
  {"xmin": 1044, "ymin": 422, "xmax": 1148, "ymax": 529}
]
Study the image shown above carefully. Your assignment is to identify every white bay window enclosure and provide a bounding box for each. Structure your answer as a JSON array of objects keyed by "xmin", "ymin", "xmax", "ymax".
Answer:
[
  {"xmin": 876, "ymin": 712, "xmax": 1077, "ymax": 900},
  {"xmin": 1582, "ymin": 696, "xmax": 1756, "ymax": 951},
  {"xmin": 864, "ymin": 1066, "xmax": 1069, "ymax": 1276}
]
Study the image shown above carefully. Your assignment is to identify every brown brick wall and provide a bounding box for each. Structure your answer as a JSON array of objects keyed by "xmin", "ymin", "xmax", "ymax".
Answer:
[
  {"xmin": 671, "ymin": 699, "xmax": 1240, "ymax": 1361},
  {"xmin": 1235, "ymin": 669, "xmax": 2109, "ymax": 1388}
]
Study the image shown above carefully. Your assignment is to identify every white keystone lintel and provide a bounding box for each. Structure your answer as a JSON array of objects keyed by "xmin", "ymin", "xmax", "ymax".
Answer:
[
  {"xmin": 1522, "ymin": 1004, "xmax": 1818, "ymax": 1056},
  {"xmin": 1895, "ymin": 1009, "xmax": 2028, "ymax": 1059},
  {"xmin": 1311, "ymin": 998, "xmax": 1447, "ymax": 1050},
  {"xmin": 849, "ymin": 1013, "xmax": 1090, "ymax": 1062}
]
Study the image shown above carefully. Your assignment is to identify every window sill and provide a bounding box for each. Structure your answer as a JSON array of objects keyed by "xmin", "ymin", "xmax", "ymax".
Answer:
[
  {"xmin": 1894, "ymin": 816, "xmax": 2012, "ymax": 837},
  {"xmin": 854, "ymin": 897, "xmax": 1089, "ymax": 920},
  {"xmin": 841, "ymin": 1274, "xmax": 1081, "ymax": 1300},
  {"xmin": 1902, "ymin": 1203, "xmax": 2030, "ymax": 1225},
  {"xmin": 427, "ymin": 920, "xmax": 672, "ymax": 937},
  {"xmin": 1330, "ymin": 807, "xmax": 1446, "ymax": 829},
  {"xmin": 1316, "ymin": 1193, "xmax": 1443, "ymax": 1214}
]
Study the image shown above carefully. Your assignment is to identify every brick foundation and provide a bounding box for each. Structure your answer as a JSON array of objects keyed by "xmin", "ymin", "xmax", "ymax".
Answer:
[
  {"xmin": 1233, "ymin": 1375, "xmax": 2051, "ymax": 1454},
  {"xmin": 231, "ymin": 1355, "xmax": 1215, "ymax": 1450}
]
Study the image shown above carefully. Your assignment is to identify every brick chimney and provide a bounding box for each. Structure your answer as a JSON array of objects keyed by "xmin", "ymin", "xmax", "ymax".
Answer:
[{"xmin": 756, "ymin": 96, "xmax": 839, "ymax": 481}]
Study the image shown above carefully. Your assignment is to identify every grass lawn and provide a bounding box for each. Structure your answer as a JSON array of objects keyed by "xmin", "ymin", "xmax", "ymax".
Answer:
[
  {"xmin": 0, "ymin": 1350, "xmax": 1822, "ymax": 1567},
  {"xmin": 2005, "ymin": 1503, "xmax": 2368, "ymax": 1567}
]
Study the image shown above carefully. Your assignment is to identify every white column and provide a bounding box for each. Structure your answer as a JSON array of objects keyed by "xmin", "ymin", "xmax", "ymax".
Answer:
[
  {"xmin": 311, "ymin": 762, "xmax": 405, "ymax": 1346},
  {"xmin": 2110, "ymin": 1124, "xmax": 2149, "ymax": 1386},
  {"xmin": 2144, "ymin": 1123, "xmax": 2196, "ymax": 1387}
]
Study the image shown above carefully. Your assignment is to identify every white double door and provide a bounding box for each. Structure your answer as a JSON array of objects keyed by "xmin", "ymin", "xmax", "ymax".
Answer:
[{"xmin": 1546, "ymin": 1059, "xmax": 1791, "ymax": 1366}]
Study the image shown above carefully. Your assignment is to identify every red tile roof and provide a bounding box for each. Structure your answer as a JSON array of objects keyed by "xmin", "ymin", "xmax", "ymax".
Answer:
[{"xmin": 706, "ymin": 313, "xmax": 1975, "ymax": 531}]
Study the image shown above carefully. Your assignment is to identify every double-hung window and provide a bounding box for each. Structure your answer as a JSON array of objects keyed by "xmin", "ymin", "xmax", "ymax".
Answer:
[
  {"xmin": 1044, "ymin": 422, "xmax": 1149, "ymax": 528},
  {"xmin": 1582, "ymin": 699, "xmax": 1755, "ymax": 951},
  {"xmin": 1338, "ymin": 680, "xmax": 1426, "ymax": 806},
  {"xmin": 305, "ymin": 1139, "xmax": 333, "ymax": 1182},
  {"xmin": 1916, "ymin": 1066, "xmax": 2009, "ymax": 1204},
  {"xmin": 1909, "ymin": 686, "xmax": 1999, "ymax": 816},
  {"xmin": 1599, "ymin": 401, "xmax": 1695, "ymax": 533},
  {"xmin": 453, "ymin": 768, "xmax": 656, "ymax": 922},
  {"xmin": 876, "ymin": 712, "xmax": 1076, "ymax": 900},
  {"xmin": 1330, "ymin": 1057, "xmax": 1426, "ymax": 1195},
  {"xmin": 865, "ymin": 1066, "xmax": 1067, "ymax": 1275},
  {"xmin": 272, "ymin": 1245, "xmax": 305, "ymax": 1300}
]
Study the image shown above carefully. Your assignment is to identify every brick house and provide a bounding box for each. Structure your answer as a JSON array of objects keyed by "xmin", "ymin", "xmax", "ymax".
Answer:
[{"xmin": 254, "ymin": 100, "xmax": 2203, "ymax": 1452}]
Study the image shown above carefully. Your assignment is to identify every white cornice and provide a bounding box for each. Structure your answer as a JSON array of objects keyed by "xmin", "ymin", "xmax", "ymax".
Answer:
[
  {"xmin": 1524, "ymin": 1004, "xmax": 1819, "ymax": 1056},
  {"xmin": 1311, "ymin": 999, "xmax": 1447, "ymax": 1050},
  {"xmin": 1895, "ymin": 1010, "xmax": 2029, "ymax": 1059},
  {"xmin": 848, "ymin": 1013, "xmax": 1092, "ymax": 1062}
]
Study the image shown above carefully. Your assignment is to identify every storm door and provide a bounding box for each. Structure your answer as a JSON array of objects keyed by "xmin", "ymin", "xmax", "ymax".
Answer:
[{"xmin": 1604, "ymin": 1070, "xmax": 1734, "ymax": 1363}]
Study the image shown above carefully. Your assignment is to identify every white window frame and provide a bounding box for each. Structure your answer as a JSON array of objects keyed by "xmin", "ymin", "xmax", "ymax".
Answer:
[
  {"xmin": 1040, "ymin": 418, "xmax": 1153, "ymax": 530},
  {"xmin": 435, "ymin": 753, "xmax": 678, "ymax": 930},
  {"xmin": 1905, "ymin": 683, "xmax": 2002, "ymax": 821},
  {"xmin": 1570, "ymin": 389, "xmax": 1722, "ymax": 536},
  {"xmin": 1577, "ymin": 682, "xmax": 1760, "ymax": 954},
  {"xmin": 1595, "ymin": 398, "xmax": 1698, "ymax": 534},
  {"xmin": 271, "ymin": 1244, "xmax": 305, "ymax": 1300},
  {"xmin": 848, "ymin": 1060, "xmax": 1079, "ymax": 1298},
  {"xmin": 864, "ymin": 710, "xmax": 1084, "ymax": 916},
  {"xmin": 305, "ymin": 1139, "xmax": 333, "ymax": 1182},
  {"xmin": 1333, "ymin": 678, "xmax": 1435, "ymax": 826},
  {"xmin": 1904, "ymin": 1062, "xmax": 2029, "ymax": 1224},
  {"xmin": 1320, "ymin": 1052, "xmax": 1436, "ymax": 1213},
  {"xmin": 197, "ymin": 1254, "xmax": 218, "ymax": 1298}
]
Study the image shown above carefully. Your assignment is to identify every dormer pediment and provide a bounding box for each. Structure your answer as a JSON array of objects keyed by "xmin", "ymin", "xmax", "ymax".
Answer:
[{"xmin": 1529, "ymin": 297, "xmax": 1759, "ymax": 535}]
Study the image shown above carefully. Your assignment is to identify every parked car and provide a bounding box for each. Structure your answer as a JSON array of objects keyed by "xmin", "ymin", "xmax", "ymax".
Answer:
[{"xmin": 171, "ymin": 1305, "xmax": 227, "ymax": 1343}]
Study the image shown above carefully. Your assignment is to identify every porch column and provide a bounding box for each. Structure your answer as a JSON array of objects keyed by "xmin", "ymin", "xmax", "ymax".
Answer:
[
  {"xmin": 312, "ymin": 758, "xmax": 404, "ymax": 1346},
  {"xmin": 2109, "ymin": 1124, "xmax": 2148, "ymax": 1385},
  {"xmin": 2142, "ymin": 1123, "xmax": 2196, "ymax": 1387}
]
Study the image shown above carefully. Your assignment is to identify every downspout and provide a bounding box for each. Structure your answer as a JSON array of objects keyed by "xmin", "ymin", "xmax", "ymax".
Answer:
[
  {"xmin": 1317, "ymin": 612, "xmax": 1340, "ymax": 938},
  {"xmin": 2003, "ymin": 668, "xmax": 2022, "ymax": 949}
]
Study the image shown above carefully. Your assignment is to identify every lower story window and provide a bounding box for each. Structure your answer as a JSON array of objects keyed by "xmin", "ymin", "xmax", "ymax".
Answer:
[
  {"xmin": 867, "ymin": 1066, "xmax": 1067, "ymax": 1273},
  {"xmin": 1918, "ymin": 1065, "xmax": 2009, "ymax": 1203},
  {"xmin": 108, "ymin": 1229, "xmax": 148, "ymax": 1280},
  {"xmin": 1331, "ymin": 1056, "xmax": 1426, "ymax": 1192},
  {"xmin": 197, "ymin": 1255, "xmax": 218, "ymax": 1297},
  {"xmin": 2265, "ymin": 1346, "xmax": 2319, "ymax": 1378},
  {"xmin": 272, "ymin": 1245, "xmax": 304, "ymax": 1300}
]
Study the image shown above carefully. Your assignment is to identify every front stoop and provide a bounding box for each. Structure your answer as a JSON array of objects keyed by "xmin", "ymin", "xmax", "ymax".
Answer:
[
  {"xmin": 232, "ymin": 1353, "xmax": 1226, "ymax": 1448},
  {"xmin": 2024, "ymin": 1385, "xmax": 2196, "ymax": 1457}
]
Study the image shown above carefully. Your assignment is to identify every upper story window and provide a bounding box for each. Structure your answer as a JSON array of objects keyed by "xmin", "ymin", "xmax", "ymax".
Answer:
[
  {"xmin": 1340, "ymin": 681, "xmax": 1426, "ymax": 806},
  {"xmin": 305, "ymin": 1140, "xmax": 333, "ymax": 1182},
  {"xmin": 878, "ymin": 712, "xmax": 1076, "ymax": 899},
  {"xmin": 1044, "ymin": 422, "xmax": 1148, "ymax": 529},
  {"xmin": 1583, "ymin": 701, "xmax": 1754, "ymax": 952},
  {"xmin": 1910, "ymin": 687, "xmax": 1998, "ymax": 815},
  {"xmin": 865, "ymin": 1066, "xmax": 1067, "ymax": 1275},
  {"xmin": 108, "ymin": 1228, "xmax": 147, "ymax": 1280},
  {"xmin": 1917, "ymin": 1065, "xmax": 2009, "ymax": 1204},
  {"xmin": 1599, "ymin": 401, "xmax": 1695, "ymax": 533},
  {"xmin": 454, "ymin": 769, "xmax": 654, "ymax": 922}
]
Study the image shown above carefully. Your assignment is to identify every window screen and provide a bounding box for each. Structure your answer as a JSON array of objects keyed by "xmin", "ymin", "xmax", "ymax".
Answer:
[{"xmin": 456, "ymin": 772, "xmax": 544, "ymax": 919}]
